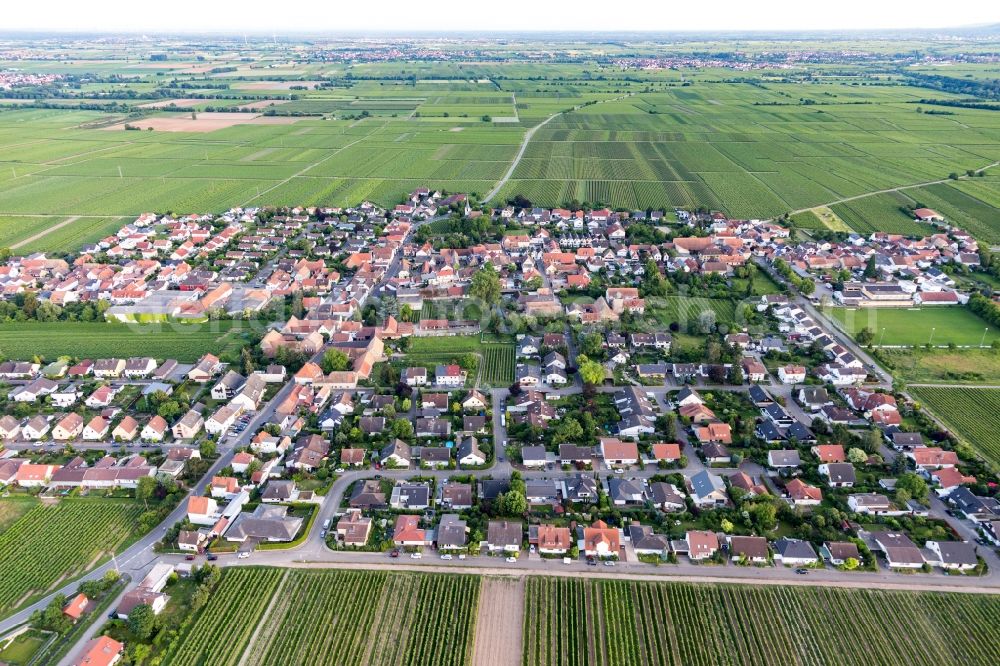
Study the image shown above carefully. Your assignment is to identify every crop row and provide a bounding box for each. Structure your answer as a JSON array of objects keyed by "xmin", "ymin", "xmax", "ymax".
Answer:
[
  {"xmin": 0, "ymin": 499, "xmax": 142, "ymax": 614},
  {"xmin": 166, "ymin": 569, "xmax": 480, "ymax": 666},
  {"xmin": 909, "ymin": 386, "xmax": 1000, "ymax": 469},
  {"xmin": 522, "ymin": 577, "xmax": 1000, "ymax": 666},
  {"xmin": 481, "ymin": 344, "xmax": 515, "ymax": 386}
]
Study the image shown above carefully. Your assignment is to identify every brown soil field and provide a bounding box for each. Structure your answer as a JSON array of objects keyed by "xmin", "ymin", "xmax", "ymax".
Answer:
[
  {"xmin": 472, "ymin": 577, "xmax": 524, "ymax": 666},
  {"xmin": 103, "ymin": 112, "xmax": 300, "ymax": 133}
]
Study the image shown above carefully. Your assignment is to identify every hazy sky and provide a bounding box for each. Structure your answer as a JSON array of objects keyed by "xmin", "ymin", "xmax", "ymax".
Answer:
[{"xmin": 4, "ymin": 1, "xmax": 998, "ymax": 34}]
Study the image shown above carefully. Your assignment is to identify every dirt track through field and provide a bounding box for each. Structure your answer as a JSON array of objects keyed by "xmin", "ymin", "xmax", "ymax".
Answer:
[
  {"xmin": 473, "ymin": 577, "xmax": 524, "ymax": 666},
  {"xmin": 10, "ymin": 215, "xmax": 79, "ymax": 249}
]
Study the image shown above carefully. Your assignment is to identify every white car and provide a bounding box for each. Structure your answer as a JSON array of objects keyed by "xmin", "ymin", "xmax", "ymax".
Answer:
[
  {"xmin": 505, "ymin": 556, "xmax": 517, "ymax": 563},
  {"xmin": 410, "ymin": 552, "xmax": 422, "ymax": 559},
  {"xmin": 440, "ymin": 554, "xmax": 453, "ymax": 560},
  {"xmin": 458, "ymin": 554, "xmax": 466, "ymax": 560},
  {"xmin": 604, "ymin": 560, "xmax": 615, "ymax": 567},
  {"xmin": 237, "ymin": 551, "xmax": 251, "ymax": 559},
  {"xmin": 334, "ymin": 468, "xmax": 345, "ymax": 474}
]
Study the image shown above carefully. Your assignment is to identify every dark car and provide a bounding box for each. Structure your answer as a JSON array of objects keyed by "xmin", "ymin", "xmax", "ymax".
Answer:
[
  {"xmin": 185, "ymin": 554, "xmax": 195, "ymax": 561},
  {"xmin": 390, "ymin": 549, "xmax": 400, "ymax": 558},
  {"xmin": 207, "ymin": 554, "xmax": 218, "ymax": 561},
  {"xmin": 795, "ymin": 568, "xmax": 809, "ymax": 575}
]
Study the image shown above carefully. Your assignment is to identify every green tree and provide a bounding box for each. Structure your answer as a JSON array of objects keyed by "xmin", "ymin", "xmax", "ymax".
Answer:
[
  {"xmin": 861, "ymin": 428, "xmax": 882, "ymax": 455},
  {"xmin": 128, "ymin": 603, "xmax": 155, "ymax": 640},
  {"xmin": 470, "ymin": 262, "xmax": 501, "ymax": 306},
  {"xmin": 843, "ymin": 557, "xmax": 859, "ymax": 570},
  {"xmin": 392, "ymin": 419, "xmax": 413, "ymax": 439},
  {"xmin": 498, "ymin": 490, "xmax": 527, "ymax": 516},
  {"xmin": 856, "ymin": 327, "xmax": 875, "ymax": 346},
  {"xmin": 241, "ymin": 347, "xmax": 255, "ymax": 375},
  {"xmin": 863, "ymin": 255, "xmax": 877, "ymax": 279},
  {"xmin": 552, "ymin": 417, "xmax": 584, "ymax": 445},
  {"xmin": 136, "ymin": 476, "xmax": 157, "ymax": 510},
  {"xmin": 847, "ymin": 447, "xmax": 868, "ymax": 464},
  {"xmin": 896, "ymin": 472, "xmax": 929, "ymax": 502},
  {"xmin": 321, "ymin": 348, "xmax": 350, "ymax": 374},
  {"xmin": 577, "ymin": 355, "xmax": 604, "ymax": 386},
  {"xmin": 199, "ymin": 440, "xmax": 217, "ymax": 458}
]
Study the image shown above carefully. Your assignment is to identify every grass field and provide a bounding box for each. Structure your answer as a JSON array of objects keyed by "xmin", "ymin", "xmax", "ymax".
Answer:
[
  {"xmin": 522, "ymin": 577, "xmax": 1000, "ymax": 666},
  {"xmin": 164, "ymin": 568, "xmax": 480, "ymax": 666},
  {"xmin": 0, "ymin": 499, "xmax": 143, "ymax": 617},
  {"xmin": 827, "ymin": 306, "xmax": 999, "ymax": 347},
  {"xmin": 877, "ymin": 347, "xmax": 1000, "ymax": 384},
  {"xmin": 0, "ymin": 320, "xmax": 252, "ymax": 362},
  {"xmin": 909, "ymin": 386, "xmax": 1000, "ymax": 469}
]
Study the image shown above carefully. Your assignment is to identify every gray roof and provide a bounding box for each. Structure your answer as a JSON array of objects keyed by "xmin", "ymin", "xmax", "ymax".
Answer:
[
  {"xmin": 608, "ymin": 478, "xmax": 647, "ymax": 503},
  {"xmin": 773, "ymin": 537, "xmax": 817, "ymax": 560},
  {"xmin": 227, "ymin": 505, "xmax": 302, "ymax": 542},
  {"xmin": 934, "ymin": 541, "xmax": 978, "ymax": 566},
  {"xmin": 521, "ymin": 445, "xmax": 547, "ymax": 463},
  {"xmin": 436, "ymin": 514, "xmax": 468, "ymax": 548},
  {"xmin": 690, "ymin": 470, "xmax": 726, "ymax": 498},
  {"xmin": 488, "ymin": 520, "xmax": 522, "ymax": 547}
]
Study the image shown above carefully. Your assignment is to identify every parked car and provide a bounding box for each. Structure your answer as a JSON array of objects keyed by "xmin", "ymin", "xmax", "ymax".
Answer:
[
  {"xmin": 390, "ymin": 549, "xmax": 400, "ymax": 558},
  {"xmin": 505, "ymin": 556, "xmax": 517, "ymax": 563},
  {"xmin": 206, "ymin": 554, "xmax": 218, "ymax": 561},
  {"xmin": 185, "ymin": 554, "xmax": 195, "ymax": 561},
  {"xmin": 410, "ymin": 552, "xmax": 422, "ymax": 559},
  {"xmin": 440, "ymin": 554, "xmax": 453, "ymax": 560}
]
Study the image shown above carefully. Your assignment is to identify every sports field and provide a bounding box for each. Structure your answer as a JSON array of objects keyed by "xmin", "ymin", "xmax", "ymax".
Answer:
[{"xmin": 827, "ymin": 306, "xmax": 1000, "ymax": 347}]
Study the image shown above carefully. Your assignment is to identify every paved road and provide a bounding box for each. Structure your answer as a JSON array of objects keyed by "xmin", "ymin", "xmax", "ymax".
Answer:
[{"xmin": 754, "ymin": 257, "xmax": 893, "ymax": 388}]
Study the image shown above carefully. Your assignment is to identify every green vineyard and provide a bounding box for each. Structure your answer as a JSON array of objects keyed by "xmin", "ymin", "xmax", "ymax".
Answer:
[
  {"xmin": 0, "ymin": 499, "xmax": 143, "ymax": 615},
  {"xmin": 481, "ymin": 344, "xmax": 515, "ymax": 386},
  {"xmin": 164, "ymin": 568, "xmax": 480, "ymax": 666},
  {"xmin": 910, "ymin": 386, "xmax": 1000, "ymax": 469},
  {"xmin": 522, "ymin": 577, "xmax": 1000, "ymax": 666}
]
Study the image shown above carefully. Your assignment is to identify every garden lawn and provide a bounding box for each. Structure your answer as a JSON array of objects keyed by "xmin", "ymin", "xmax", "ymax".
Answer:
[{"xmin": 826, "ymin": 306, "xmax": 1000, "ymax": 347}]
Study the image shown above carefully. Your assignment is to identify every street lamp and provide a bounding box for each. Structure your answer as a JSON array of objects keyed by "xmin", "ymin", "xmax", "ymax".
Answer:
[
  {"xmin": 878, "ymin": 327, "xmax": 886, "ymax": 347},
  {"xmin": 928, "ymin": 327, "xmax": 936, "ymax": 346},
  {"xmin": 982, "ymin": 327, "xmax": 989, "ymax": 348}
]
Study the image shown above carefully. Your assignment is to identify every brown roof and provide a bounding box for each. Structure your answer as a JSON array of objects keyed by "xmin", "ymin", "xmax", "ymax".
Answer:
[{"xmin": 729, "ymin": 535, "xmax": 769, "ymax": 559}]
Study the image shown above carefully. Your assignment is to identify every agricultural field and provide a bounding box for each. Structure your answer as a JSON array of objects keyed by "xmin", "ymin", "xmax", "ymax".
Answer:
[
  {"xmin": 876, "ymin": 347, "xmax": 1000, "ymax": 384},
  {"xmin": 0, "ymin": 499, "xmax": 143, "ymax": 617},
  {"xmin": 522, "ymin": 577, "xmax": 1000, "ymax": 666},
  {"xmin": 164, "ymin": 568, "xmax": 480, "ymax": 666},
  {"xmin": 480, "ymin": 343, "xmax": 515, "ymax": 386},
  {"xmin": 826, "ymin": 306, "xmax": 1000, "ymax": 347},
  {"xmin": 909, "ymin": 386, "xmax": 1000, "ymax": 469},
  {"xmin": 830, "ymin": 192, "xmax": 929, "ymax": 236},
  {"xmin": 0, "ymin": 320, "xmax": 253, "ymax": 362},
  {"xmin": 647, "ymin": 296, "xmax": 740, "ymax": 330},
  {"xmin": 2, "ymin": 64, "xmax": 1000, "ymax": 241}
]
